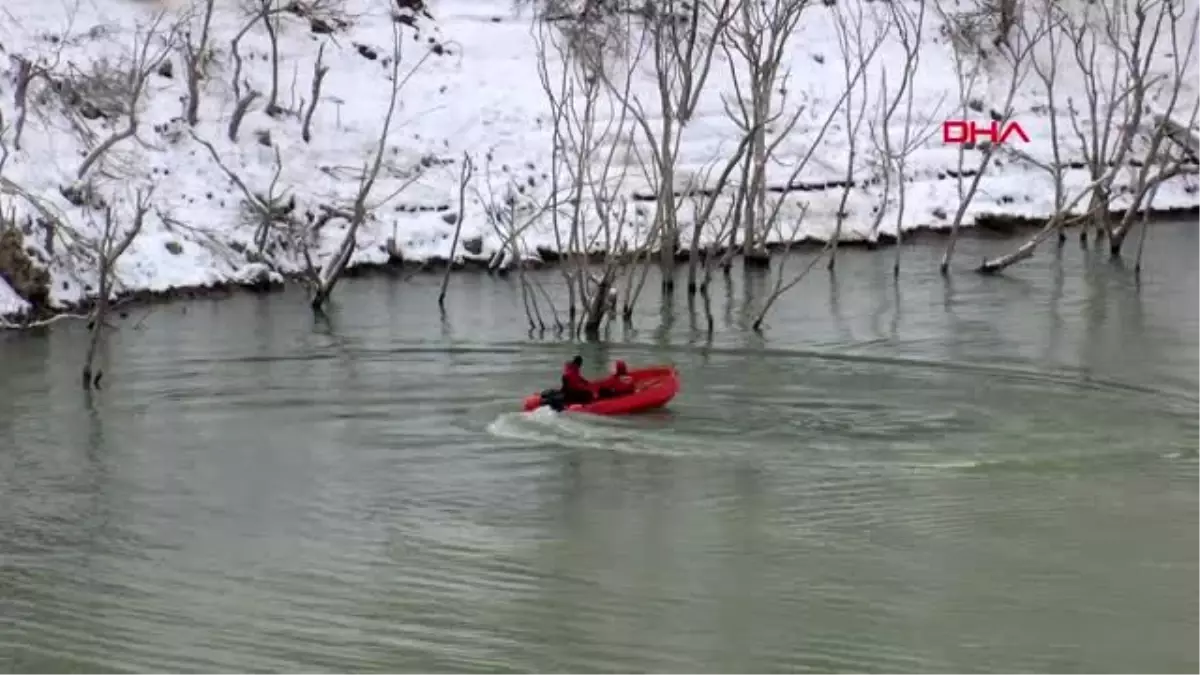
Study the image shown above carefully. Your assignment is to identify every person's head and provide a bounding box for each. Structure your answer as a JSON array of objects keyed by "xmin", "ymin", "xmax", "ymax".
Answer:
[
  {"xmin": 570, "ymin": 355, "xmax": 583, "ymax": 368},
  {"xmin": 614, "ymin": 360, "xmax": 627, "ymax": 375}
]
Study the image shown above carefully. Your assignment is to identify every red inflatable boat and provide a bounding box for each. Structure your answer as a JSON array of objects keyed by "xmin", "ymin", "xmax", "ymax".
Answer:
[{"xmin": 522, "ymin": 365, "xmax": 681, "ymax": 415}]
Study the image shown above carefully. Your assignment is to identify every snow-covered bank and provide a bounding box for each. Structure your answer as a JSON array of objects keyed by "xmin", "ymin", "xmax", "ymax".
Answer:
[
  {"xmin": 0, "ymin": 278, "xmax": 29, "ymax": 318},
  {"xmin": 0, "ymin": 0, "xmax": 1196, "ymax": 319}
]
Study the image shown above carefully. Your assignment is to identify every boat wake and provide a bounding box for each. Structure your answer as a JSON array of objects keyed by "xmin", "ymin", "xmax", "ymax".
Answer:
[{"xmin": 485, "ymin": 408, "xmax": 727, "ymax": 458}]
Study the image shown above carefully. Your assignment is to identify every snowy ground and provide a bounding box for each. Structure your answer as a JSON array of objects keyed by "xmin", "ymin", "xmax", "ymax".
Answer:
[
  {"xmin": 0, "ymin": 277, "xmax": 27, "ymax": 317},
  {"xmin": 0, "ymin": 0, "xmax": 1196, "ymax": 316}
]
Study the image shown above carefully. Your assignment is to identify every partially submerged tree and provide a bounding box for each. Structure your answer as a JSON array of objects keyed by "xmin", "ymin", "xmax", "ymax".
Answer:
[
  {"xmin": 81, "ymin": 189, "xmax": 154, "ymax": 390},
  {"xmin": 935, "ymin": 0, "xmax": 1052, "ymax": 274},
  {"xmin": 826, "ymin": 2, "xmax": 890, "ymax": 270},
  {"xmin": 680, "ymin": 135, "xmax": 755, "ymax": 294},
  {"xmin": 533, "ymin": 6, "xmax": 651, "ymax": 335},
  {"xmin": 437, "ymin": 153, "xmax": 476, "ymax": 310},
  {"xmin": 1104, "ymin": 0, "xmax": 1200, "ymax": 256},
  {"xmin": 979, "ymin": 0, "xmax": 1198, "ymax": 273},
  {"xmin": 737, "ymin": 13, "xmax": 888, "ymax": 328},
  {"xmin": 719, "ymin": 0, "xmax": 811, "ymax": 266},
  {"xmin": 474, "ymin": 155, "xmax": 566, "ymax": 333},
  {"xmin": 304, "ymin": 24, "xmax": 434, "ymax": 311},
  {"xmin": 590, "ymin": 0, "xmax": 742, "ymax": 294},
  {"xmin": 1063, "ymin": 0, "xmax": 1191, "ymax": 245},
  {"xmin": 975, "ymin": 0, "xmax": 1113, "ymax": 273},
  {"xmin": 864, "ymin": 0, "xmax": 938, "ymax": 278},
  {"xmin": 750, "ymin": 207, "xmax": 832, "ymax": 332}
]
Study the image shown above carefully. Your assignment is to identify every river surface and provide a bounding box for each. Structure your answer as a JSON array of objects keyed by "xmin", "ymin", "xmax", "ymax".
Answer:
[{"xmin": 1, "ymin": 225, "xmax": 1197, "ymax": 673}]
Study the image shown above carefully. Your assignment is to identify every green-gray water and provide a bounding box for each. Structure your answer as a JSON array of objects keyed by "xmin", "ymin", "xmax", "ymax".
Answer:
[{"xmin": 2, "ymin": 225, "xmax": 1197, "ymax": 673}]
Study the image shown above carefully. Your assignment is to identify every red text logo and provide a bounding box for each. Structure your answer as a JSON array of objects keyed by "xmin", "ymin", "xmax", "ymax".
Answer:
[{"xmin": 942, "ymin": 120, "xmax": 1030, "ymax": 145}]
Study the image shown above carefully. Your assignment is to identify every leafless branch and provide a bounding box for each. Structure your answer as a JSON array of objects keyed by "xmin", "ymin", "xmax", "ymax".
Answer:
[
  {"xmin": 310, "ymin": 22, "xmax": 420, "ymax": 311},
  {"xmin": 302, "ymin": 42, "xmax": 330, "ymax": 142},
  {"xmin": 260, "ymin": 0, "xmax": 283, "ymax": 116},
  {"xmin": 76, "ymin": 12, "xmax": 179, "ymax": 182},
  {"xmin": 181, "ymin": 0, "xmax": 217, "ymax": 126},
  {"xmin": 936, "ymin": 0, "xmax": 1052, "ymax": 274},
  {"xmin": 866, "ymin": 0, "xmax": 935, "ymax": 278},
  {"xmin": 437, "ymin": 153, "xmax": 476, "ymax": 309},
  {"xmin": 81, "ymin": 187, "xmax": 154, "ymax": 390},
  {"xmin": 827, "ymin": 2, "xmax": 889, "ymax": 271},
  {"xmin": 1108, "ymin": 0, "xmax": 1199, "ymax": 255},
  {"xmin": 719, "ymin": 0, "xmax": 810, "ymax": 262}
]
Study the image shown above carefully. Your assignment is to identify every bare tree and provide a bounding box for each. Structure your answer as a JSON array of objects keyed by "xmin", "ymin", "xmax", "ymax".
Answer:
[
  {"xmin": 826, "ymin": 2, "xmax": 890, "ymax": 270},
  {"xmin": 735, "ymin": 23, "xmax": 885, "ymax": 328},
  {"xmin": 81, "ymin": 189, "xmax": 153, "ymax": 390},
  {"xmin": 0, "ymin": 104, "xmax": 11, "ymax": 178},
  {"xmin": 996, "ymin": 0, "xmax": 1019, "ymax": 47},
  {"xmin": 181, "ymin": 0, "xmax": 217, "ymax": 126},
  {"xmin": 1064, "ymin": 0, "xmax": 1183, "ymax": 244},
  {"xmin": 191, "ymin": 133, "xmax": 294, "ymax": 256},
  {"xmin": 975, "ymin": 0, "xmax": 1101, "ymax": 273},
  {"xmin": 981, "ymin": 0, "xmax": 1198, "ymax": 272},
  {"xmin": 438, "ymin": 153, "xmax": 476, "ymax": 310},
  {"xmin": 473, "ymin": 158, "xmax": 565, "ymax": 333},
  {"xmin": 865, "ymin": 0, "xmax": 937, "ymax": 278},
  {"xmin": 8, "ymin": 57, "xmax": 47, "ymax": 152},
  {"xmin": 935, "ymin": 0, "xmax": 1051, "ymax": 274},
  {"xmin": 533, "ymin": 9, "xmax": 648, "ymax": 332},
  {"xmin": 682, "ymin": 136, "xmax": 755, "ymax": 294},
  {"xmin": 597, "ymin": 0, "xmax": 741, "ymax": 293},
  {"xmin": 306, "ymin": 24, "xmax": 432, "ymax": 311},
  {"xmin": 750, "ymin": 209, "xmax": 832, "ymax": 331},
  {"xmin": 535, "ymin": 12, "xmax": 611, "ymax": 329},
  {"xmin": 227, "ymin": 0, "xmax": 290, "ymax": 138},
  {"xmin": 75, "ymin": 12, "xmax": 179, "ymax": 182},
  {"xmin": 1106, "ymin": 0, "xmax": 1199, "ymax": 256},
  {"xmin": 719, "ymin": 0, "xmax": 810, "ymax": 266},
  {"xmin": 933, "ymin": 0, "xmax": 986, "ymax": 274},
  {"xmin": 301, "ymin": 42, "xmax": 330, "ymax": 142},
  {"xmin": 257, "ymin": 0, "xmax": 284, "ymax": 116},
  {"xmin": 1131, "ymin": 144, "xmax": 1182, "ymax": 276}
]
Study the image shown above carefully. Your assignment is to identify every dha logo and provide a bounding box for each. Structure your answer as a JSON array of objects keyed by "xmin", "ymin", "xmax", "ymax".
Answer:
[{"xmin": 942, "ymin": 120, "xmax": 1031, "ymax": 145}]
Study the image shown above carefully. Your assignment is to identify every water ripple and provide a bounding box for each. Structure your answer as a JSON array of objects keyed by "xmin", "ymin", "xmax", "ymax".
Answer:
[{"xmin": 2, "ymin": 232, "xmax": 1197, "ymax": 673}]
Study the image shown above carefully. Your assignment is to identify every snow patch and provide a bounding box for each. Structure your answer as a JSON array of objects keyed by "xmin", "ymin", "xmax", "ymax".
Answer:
[
  {"xmin": 0, "ymin": 0, "xmax": 1193, "ymax": 316},
  {"xmin": 0, "ymin": 278, "xmax": 31, "ymax": 318}
]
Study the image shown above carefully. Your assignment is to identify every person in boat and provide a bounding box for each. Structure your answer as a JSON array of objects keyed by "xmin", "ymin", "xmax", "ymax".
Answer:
[
  {"xmin": 560, "ymin": 355, "xmax": 596, "ymax": 405},
  {"xmin": 595, "ymin": 360, "xmax": 636, "ymax": 399}
]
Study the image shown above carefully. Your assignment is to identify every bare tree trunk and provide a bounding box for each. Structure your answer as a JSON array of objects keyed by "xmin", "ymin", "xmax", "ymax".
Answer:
[
  {"xmin": 1066, "ymin": 0, "xmax": 1181, "ymax": 243},
  {"xmin": 438, "ymin": 154, "xmax": 475, "ymax": 309},
  {"xmin": 182, "ymin": 0, "xmax": 216, "ymax": 126},
  {"xmin": 302, "ymin": 43, "xmax": 329, "ymax": 142},
  {"xmin": 310, "ymin": 24, "xmax": 426, "ymax": 311},
  {"xmin": 10, "ymin": 58, "xmax": 39, "ymax": 151},
  {"xmin": 1108, "ymin": 6, "xmax": 1199, "ymax": 256},
  {"xmin": 82, "ymin": 190, "xmax": 153, "ymax": 390},
  {"xmin": 935, "ymin": 0, "xmax": 1050, "ymax": 274},
  {"xmin": 261, "ymin": 0, "xmax": 283, "ymax": 116},
  {"xmin": 827, "ymin": 2, "xmax": 881, "ymax": 271},
  {"xmin": 865, "ymin": 1, "xmax": 930, "ymax": 280},
  {"xmin": 720, "ymin": 0, "xmax": 809, "ymax": 268}
]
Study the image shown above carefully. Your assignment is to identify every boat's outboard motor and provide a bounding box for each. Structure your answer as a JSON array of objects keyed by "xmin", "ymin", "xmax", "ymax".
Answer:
[{"xmin": 538, "ymin": 388, "xmax": 567, "ymax": 412}]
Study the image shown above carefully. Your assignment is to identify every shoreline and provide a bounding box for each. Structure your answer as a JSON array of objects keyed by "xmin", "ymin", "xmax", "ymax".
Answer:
[{"xmin": 2, "ymin": 206, "xmax": 1196, "ymax": 328}]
